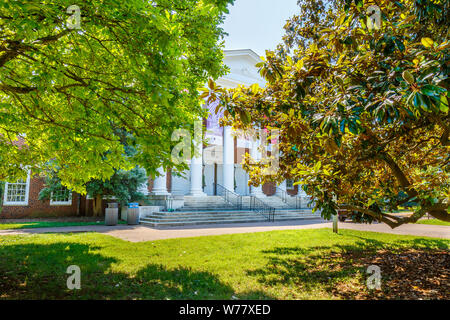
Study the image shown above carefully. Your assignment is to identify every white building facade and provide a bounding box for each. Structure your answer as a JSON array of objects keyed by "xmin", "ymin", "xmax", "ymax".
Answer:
[{"xmin": 148, "ymin": 49, "xmax": 308, "ymax": 202}]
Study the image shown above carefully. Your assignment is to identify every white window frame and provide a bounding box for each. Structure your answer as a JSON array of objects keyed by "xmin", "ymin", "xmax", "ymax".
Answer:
[
  {"xmin": 286, "ymin": 179, "xmax": 295, "ymax": 190},
  {"xmin": 50, "ymin": 186, "xmax": 72, "ymax": 206},
  {"xmin": 3, "ymin": 174, "xmax": 31, "ymax": 206}
]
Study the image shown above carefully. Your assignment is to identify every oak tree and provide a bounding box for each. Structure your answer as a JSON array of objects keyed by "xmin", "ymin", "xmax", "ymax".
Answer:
[{"xmin": 0, "ymin": 0, "xmax": 234, "ymax": 192}]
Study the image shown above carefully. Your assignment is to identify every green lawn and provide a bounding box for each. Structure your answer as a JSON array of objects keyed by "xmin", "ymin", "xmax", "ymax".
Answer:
[
  {"xmin": 416, "ymin": 219, "xmax": 450, "ymax": 226},
  {"xmin": 0, "ymin": 229, "xmax": 448, "ymax": 300},
  {"xmin": 0, "ymin": 220, "xmax": 126, "ymax": 230}
]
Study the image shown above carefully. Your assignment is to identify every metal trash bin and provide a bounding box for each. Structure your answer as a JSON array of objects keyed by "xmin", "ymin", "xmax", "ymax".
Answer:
[
  {"xmin": 127, "ymin": 202, "xmax": 140, "ymax": 225},
  {"xmin": 105, "ymin": 203, "xmax": 119, "ymax": 226}
]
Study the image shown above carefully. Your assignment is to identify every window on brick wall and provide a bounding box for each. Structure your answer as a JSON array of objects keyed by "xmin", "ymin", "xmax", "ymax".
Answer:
[
  {"xmin": 3, "ymin": 176, "xmax": 30, "ymax": 205},
  {"xmin": 286, "ymin": 179, "xmax": 295, "ymax": 190},
  {"xmin": 50, "ymin": 186, "xmax": 72, "ymax": 205}
]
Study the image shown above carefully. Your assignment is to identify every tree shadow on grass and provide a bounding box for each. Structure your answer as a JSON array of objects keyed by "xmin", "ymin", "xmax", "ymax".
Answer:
[
  {"xmin": 246, "ymin": 237, "xmax": 449, "ymax": 299},
  {"xmin": 342, "ymin": 233, "xmax": 450, "ymax": 251},
  {"xmin": 0, "ymin": 240, "xmax": 273, "ymax": 300}
]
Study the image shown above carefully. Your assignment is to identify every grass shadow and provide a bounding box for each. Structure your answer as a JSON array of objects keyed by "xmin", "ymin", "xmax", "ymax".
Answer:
[{"xmin": 0, "ymin": 240, "xmax": 271, "ymax": 299}]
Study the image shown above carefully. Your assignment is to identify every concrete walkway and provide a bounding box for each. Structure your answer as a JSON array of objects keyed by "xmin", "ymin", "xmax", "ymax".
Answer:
[
  {"xmin": 0, "ymin": 219, "xmax": 329, "ymax": 242},
  {"xmin": 339, "ymin": 221, "xmax": 450, "ymax": 239},
  {"xmin": 0, "ymin": 219, "xmax": 448, "ymax": 242}
]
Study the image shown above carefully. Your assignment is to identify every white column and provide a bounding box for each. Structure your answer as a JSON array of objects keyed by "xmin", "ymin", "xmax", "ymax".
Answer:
[
  {"xmin": 189, "ymin": 121, "xmax": 206, "ymax": 197},
  {"xmin": 276, "ymin": 180, "xmax": 287, "ymax": 197},
  {"xmin": 152, "ymin": 167, "xmax": 169, "ymax": 195},
  {"xmin": 250, "ymin": 138, "xmax": 265, "ymax": 197},
  {"xmin": 223, "ymin": 126, "xmax": 235, "ymax": 191}
]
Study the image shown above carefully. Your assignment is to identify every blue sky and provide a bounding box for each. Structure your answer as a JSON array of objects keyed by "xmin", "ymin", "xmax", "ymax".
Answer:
[{"xmin": 221, "ymin": 0, "xmax": 299, "ymax": 57}]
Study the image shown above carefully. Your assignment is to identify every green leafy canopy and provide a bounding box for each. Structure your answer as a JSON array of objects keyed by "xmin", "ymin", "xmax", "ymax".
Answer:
[{"xmin": 0, "ymin": 0, "xmax": 234, "ymax": 193}]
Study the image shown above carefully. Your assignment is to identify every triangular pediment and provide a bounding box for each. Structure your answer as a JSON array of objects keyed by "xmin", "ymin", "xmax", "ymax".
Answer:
[{"xmin": 218, "ymin": 49, "xmax": 266, "ymax": 88}]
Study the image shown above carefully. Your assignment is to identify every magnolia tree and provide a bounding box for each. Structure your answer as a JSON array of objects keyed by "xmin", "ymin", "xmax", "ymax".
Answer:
[
  {"xmin": 0, "ymin": 0, "xmax": 234, "ymax": 193},
  {"xmin": 206, "ymin": 0, "xmax": 449, "ymax": 228}
]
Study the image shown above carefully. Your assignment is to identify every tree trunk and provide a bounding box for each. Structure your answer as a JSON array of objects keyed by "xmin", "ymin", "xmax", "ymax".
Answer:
[
  {"xmin": 76, "ymin": 194, "xmax": 81, "ymax": 216},
  {"xmin": 93, "ymin": 195, "xmax": 103, "ymax": 217},
  {"xmin": 85, "ymin": 196, "xmax": 89, "ymax": 216},
  {"xmin": 332, "ymin": 214, "xmax": 338, "ymax": 233}
]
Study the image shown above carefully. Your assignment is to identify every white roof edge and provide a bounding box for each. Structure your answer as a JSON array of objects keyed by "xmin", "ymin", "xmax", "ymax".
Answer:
[
  {"xmin": 223, "ymin": 49, "xmax": 262, "ymax": 63},
  {"xmin": 219, "ymin": 74, "xmax": 265, "ymax": 87}
]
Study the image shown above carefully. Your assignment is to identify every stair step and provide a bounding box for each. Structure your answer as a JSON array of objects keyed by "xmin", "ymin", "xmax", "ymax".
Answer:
[
  {"xmin": 142, "ymin": 213, "xmax": 268, "ymax": 218},
  {"xmin": 141, "ymin": 216, "xmax": 266, "ymax": 223},
  {"xmin": 140, "ymin": 215, "xmax": 322, "ymax": 227},
  {"xmin": 156, "ymin": 209, "xmax": 314, "ymax": 215},
  {"xmin": 141, "ymin": 216, "xmax": 268, "ymax": 225},
  {"xmin": 141, "ymin": 216, "xmax": 321, "ymax": 224},
  {"xmin": 149, "ymin": 213, "xmax": 264, "ymax": 218},
  {"xmin": 146, "ymin": 213, "xmax": 318, "ymax": 218}
]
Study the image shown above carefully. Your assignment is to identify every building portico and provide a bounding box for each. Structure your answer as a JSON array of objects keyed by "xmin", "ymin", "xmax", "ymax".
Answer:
[{"xmin": 147, "ymin": 49, "xmax": 309, "ymax": 207}]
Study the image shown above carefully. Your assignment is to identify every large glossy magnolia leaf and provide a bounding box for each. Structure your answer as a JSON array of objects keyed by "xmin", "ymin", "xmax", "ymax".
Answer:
[
  {"xmin": 402, "ymin": 70, "xmax": 415, "ymax": 84},
  {"xmin": 421, "ymin": 37, "xmax": 434, "ymax": 48}
]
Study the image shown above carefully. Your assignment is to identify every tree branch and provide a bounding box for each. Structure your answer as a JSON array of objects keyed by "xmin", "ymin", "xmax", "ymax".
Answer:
[{"xmin": 379, "ymin": 152, "xmax": 418, "ymax": 199}]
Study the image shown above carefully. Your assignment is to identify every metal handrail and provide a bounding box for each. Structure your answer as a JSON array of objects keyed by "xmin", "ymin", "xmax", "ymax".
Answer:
[
  {"xmin": 216, "ymin": 184, "xmax": 242, "ymax": 210},
  {"xmin": 249, "ymin": 196, "xmax": 275, "ymax": 222},
  {"xmin": 215, "ymin": 184, "xmax": 275, "ymax": 221},
  {"xmin": 166, "ymin": 195, "xmax": 174, "ymax": 211},
  {"xmin": 275, "ymin": 187, "xmax": 289, "ymax": 203},
  {"xmin": 275, "ymin": 187, "xmax": 303, "ymax": 209},
  {"xmin": 295, "ymin": 196, "xmax": 302, "ymax": 209}
]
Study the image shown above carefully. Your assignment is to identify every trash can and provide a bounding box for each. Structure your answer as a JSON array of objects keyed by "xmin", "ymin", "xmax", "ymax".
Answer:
[
  {"xmin": 127, "ymin": 202, "xmax": 140, "ymax": 225},
  {"xmin": 105, "ymin": 203, "xmax": 119, "ymax": 226}
]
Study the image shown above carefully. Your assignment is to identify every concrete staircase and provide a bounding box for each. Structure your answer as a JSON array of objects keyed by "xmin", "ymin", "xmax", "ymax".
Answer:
[
  {"xmin": 241, "ymin": 196, "xmax": 290, "ymax": 209},
  {"xmin": 175, "ymin": 195, "xmax": 310, "ymax": 212},
  {"xmin": 182, "ymin": 196, "xmax": 236, "ymax": 211},
  {"xmin": 137, "ymin": 195, "xmax": 321, "ymax": 228},
  {"xmin": 182, "ymin": 195, "xmax": 298, "ymax": 211},
  {"xmin": 140, "ymin": 209, "xmax": 322, "ymax": 228}
]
